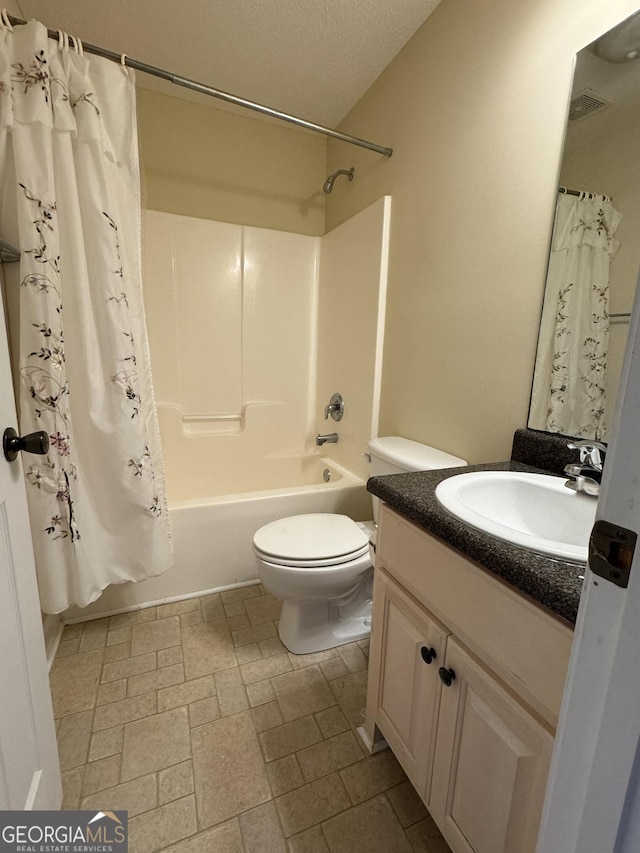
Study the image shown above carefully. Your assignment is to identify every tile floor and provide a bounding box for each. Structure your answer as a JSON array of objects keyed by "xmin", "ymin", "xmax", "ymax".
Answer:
[{"xmin": 51, "ymin": 583, "xmax": 451, "ymax": 853}]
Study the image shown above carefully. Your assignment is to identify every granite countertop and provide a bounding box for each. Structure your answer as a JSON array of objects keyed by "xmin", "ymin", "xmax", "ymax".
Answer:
[{"xmin": 367, "ymin": 460, "xmax": 585, "ymax": 625}]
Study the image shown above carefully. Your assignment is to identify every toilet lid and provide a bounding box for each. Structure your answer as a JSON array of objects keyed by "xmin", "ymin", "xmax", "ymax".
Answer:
[{"xmin": 253, "ymin": 514, "xmax": 369, "ymax": 562}]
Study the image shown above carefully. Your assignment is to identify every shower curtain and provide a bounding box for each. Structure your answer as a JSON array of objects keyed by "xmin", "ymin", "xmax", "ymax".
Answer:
[
  {"xmin": 529, "ymin": 192, "xmax": 622, "ymax": 441},
  {"xmin": 0, "ymin": 20, "xmax": 172, "ymax": 613}
]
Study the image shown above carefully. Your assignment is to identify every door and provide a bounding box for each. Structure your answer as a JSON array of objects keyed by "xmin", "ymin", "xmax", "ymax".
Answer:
[
  {"xmin": 0, "ymin": 279, "xmax": 61, "ymax": 809},
  {"xmin": 367, "ymin": 570, "xmax": 448, "ymax": 800},
  {"xmin": 536, "ymin": 267, "xmax": 640, "ymax": 852},
  {"xmin": 430, "ymin": 638, "xmax": 554, "ymax": 853}
]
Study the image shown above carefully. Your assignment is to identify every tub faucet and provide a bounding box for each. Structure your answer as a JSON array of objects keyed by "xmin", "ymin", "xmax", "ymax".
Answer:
[
  {"xmin": 316, "ymin": 433, "xmax": 339, "ymax": 446},
  {"xmin": 564, "ymin": 439, "xmax": 606, "ymax": 497}
]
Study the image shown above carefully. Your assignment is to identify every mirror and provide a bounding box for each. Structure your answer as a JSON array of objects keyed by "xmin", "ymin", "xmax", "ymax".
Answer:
[{"xmin": 528, "ymin": 10, "xmax": 640, "ymax": 441}]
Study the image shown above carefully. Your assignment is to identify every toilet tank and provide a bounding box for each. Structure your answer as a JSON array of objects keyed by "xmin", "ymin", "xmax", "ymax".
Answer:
[
  {"xmin": 367, "ymin": 436, "xmax": 466, "ymax": 477},
  {"xmin": 366, "ymin": 436, "xmax": 467, "ymax": 525}
]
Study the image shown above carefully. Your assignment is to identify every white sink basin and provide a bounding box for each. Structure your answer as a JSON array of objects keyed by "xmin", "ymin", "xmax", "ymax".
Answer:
[{"xmin": 435, "ymin": 470, "xmax": 597, "ymax": 563}]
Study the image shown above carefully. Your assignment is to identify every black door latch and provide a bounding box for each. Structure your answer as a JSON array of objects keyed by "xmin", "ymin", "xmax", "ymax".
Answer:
[{"xmin": 589, "ymin": 519, "xmax": 637, "ymax": 589}]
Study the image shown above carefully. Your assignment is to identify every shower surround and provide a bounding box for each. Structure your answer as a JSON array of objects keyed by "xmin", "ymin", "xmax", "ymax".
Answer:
[{"xmin": 65, "ymin": 197, "xmax": 390, "ymax": 620}]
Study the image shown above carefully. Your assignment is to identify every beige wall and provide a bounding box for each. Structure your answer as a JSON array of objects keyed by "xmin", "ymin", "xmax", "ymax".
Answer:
[
  {"xmin": 326, "ymin": 0, "xmax": 640, "ymax": 464},
  {"xmin": 137, "ymin": 88, "xmax": 327, "ymax": 236}
]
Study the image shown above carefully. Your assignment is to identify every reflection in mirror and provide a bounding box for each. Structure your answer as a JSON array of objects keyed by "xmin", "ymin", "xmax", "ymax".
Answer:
[{"xmin": 528, "ymin": 10, "xmax": 640, "ymax": 440}]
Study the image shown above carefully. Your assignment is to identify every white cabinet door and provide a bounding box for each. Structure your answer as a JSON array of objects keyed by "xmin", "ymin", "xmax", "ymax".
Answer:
[
  {"xmin": 0, "ymin": 281, "xmax": 61, "ymax": 809},
  {"xmin": 367, "ymin": 570, "xmax": 448, "ymax": 800},
  {"xmin": 430, "ymin": 637, "xmax": 553, "ymax": 853}
]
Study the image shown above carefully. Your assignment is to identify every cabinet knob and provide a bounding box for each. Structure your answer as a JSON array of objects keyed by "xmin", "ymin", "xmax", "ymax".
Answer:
[
  {"xmin": 420, "ymin": 646, "xmax": 436, "ymax": 664},
  {"xmin": 438, "ymin": 666, "xmax": 456, "ymax": 687}
]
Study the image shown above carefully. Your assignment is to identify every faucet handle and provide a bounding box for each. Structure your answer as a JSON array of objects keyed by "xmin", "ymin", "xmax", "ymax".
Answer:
[
  {"xmin": 324, "ymin": 393, "xmax": 344, "ymax": 422},
  {"xmin": 567, "ymin": 440, "xmax": 607, "ymax": 471}
]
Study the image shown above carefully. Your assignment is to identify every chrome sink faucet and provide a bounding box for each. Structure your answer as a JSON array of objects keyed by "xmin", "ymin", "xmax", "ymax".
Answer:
[{"xmin": 564, "ymin": 439, "xmax": 607, "ymax": 496}]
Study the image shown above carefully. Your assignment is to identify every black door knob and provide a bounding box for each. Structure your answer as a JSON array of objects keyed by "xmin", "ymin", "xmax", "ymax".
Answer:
[
  {"xmin": 3, "ymin": 427, "xmax": 50, "ymax": 462},
  {"xmin": 438, "ymin": 666, "xmax": 456, "ymax": 687},
  {"xmin": 420, "ymin": 646, "xmax": 437, "ymax": 664}
]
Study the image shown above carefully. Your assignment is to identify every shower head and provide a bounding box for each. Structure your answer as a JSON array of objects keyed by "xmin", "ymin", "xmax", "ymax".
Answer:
[{"xmin": 323, "ymin": 167, "xmax": 355, "ymax": 194}]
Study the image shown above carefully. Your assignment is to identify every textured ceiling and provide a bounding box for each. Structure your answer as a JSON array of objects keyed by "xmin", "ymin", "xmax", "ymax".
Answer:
[{"xmin": 14, "ymin": 0, "xmax": 443, "ymax": 127}]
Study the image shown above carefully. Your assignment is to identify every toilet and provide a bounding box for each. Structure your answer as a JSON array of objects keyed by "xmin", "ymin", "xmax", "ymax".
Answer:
[{"xmin": 253, "ymin": 437, "xmax": 467, "ymax": 654}]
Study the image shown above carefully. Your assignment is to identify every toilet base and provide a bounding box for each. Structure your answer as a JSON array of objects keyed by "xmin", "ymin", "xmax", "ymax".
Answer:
[{"xmin": 277, "ymin": 596, "xmax": 372, "ymax": 655}]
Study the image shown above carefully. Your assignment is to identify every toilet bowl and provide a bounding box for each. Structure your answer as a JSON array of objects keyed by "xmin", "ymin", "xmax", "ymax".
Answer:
[
  {"xmin": 253, "ymin": 513, "xmax": 375, "ymax": 654},
  {"xmin": 253, "ymin": 437, "xmax": 467, "ymax": 655}
]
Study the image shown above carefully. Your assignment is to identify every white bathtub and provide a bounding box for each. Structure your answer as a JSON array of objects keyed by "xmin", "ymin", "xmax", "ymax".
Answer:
[{"xmin": 64, "ymin": 456, "xmax": 371, "ymax": 621}]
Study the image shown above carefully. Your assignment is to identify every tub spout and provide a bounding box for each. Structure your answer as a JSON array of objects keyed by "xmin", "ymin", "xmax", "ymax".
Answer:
[{"xmin": 316, "ymin": 433, "xmax": 339, "ymax": 446}]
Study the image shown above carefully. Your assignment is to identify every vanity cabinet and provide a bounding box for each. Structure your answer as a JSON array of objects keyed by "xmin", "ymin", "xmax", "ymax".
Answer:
[
  {"xmin": 370, "ymin": 570, "xmax": 449, "ymax": 801},
  {"xmin": 429, "ymin": 637, "xmax": 554, "ymax": 853},
  {"xmin": 366, "ymin": 505, "xmax": 573, "ymax": 853}
]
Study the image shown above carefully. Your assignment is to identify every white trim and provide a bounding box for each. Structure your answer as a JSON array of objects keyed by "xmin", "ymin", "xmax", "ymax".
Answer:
[
  {"xmin": 370, "ymin": 195, "xmax": 391, "ymax": 440},
  {"xmin": 23, "ymin": 770, "xmax": 42, "ymax": 810},
  {"xmin": 62, "ymin": 578, "xmax": 261, "ymax": 624},
  {"xmin": 357, "ymin": 725, "xmax": 389, "ymax": 756},
  {"xmin": 43, "ymin": 614, "xmax": 64, "ymax": 672}
]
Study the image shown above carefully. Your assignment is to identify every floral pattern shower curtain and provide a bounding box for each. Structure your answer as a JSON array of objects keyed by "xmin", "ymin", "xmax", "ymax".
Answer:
[
  {"xmin": 529, "ymin": 192, "xmax": 622, "ymax": 441},
  {"xmin": 0, "ymin": 20, "xmax": 172, "ymax": 613}
]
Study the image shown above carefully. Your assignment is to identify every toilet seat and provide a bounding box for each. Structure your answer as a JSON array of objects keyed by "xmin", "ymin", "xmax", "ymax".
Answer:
[
  {"xmin": 253, "ymin": 513, "xmax": 369, "ymax": 568},
  {"xmin": 253, "ymin": 547, "xmax": 369, "ymax": 568}
]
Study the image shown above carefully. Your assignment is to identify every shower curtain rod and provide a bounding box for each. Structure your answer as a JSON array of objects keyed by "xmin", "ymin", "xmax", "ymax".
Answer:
[
  {"xmin": 7, "ymin": 15, "xmax": 393, "ymax": 158},
  {"xmin": 558, "ymin": 186, "xmax": 608, "ymax": 199}
]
